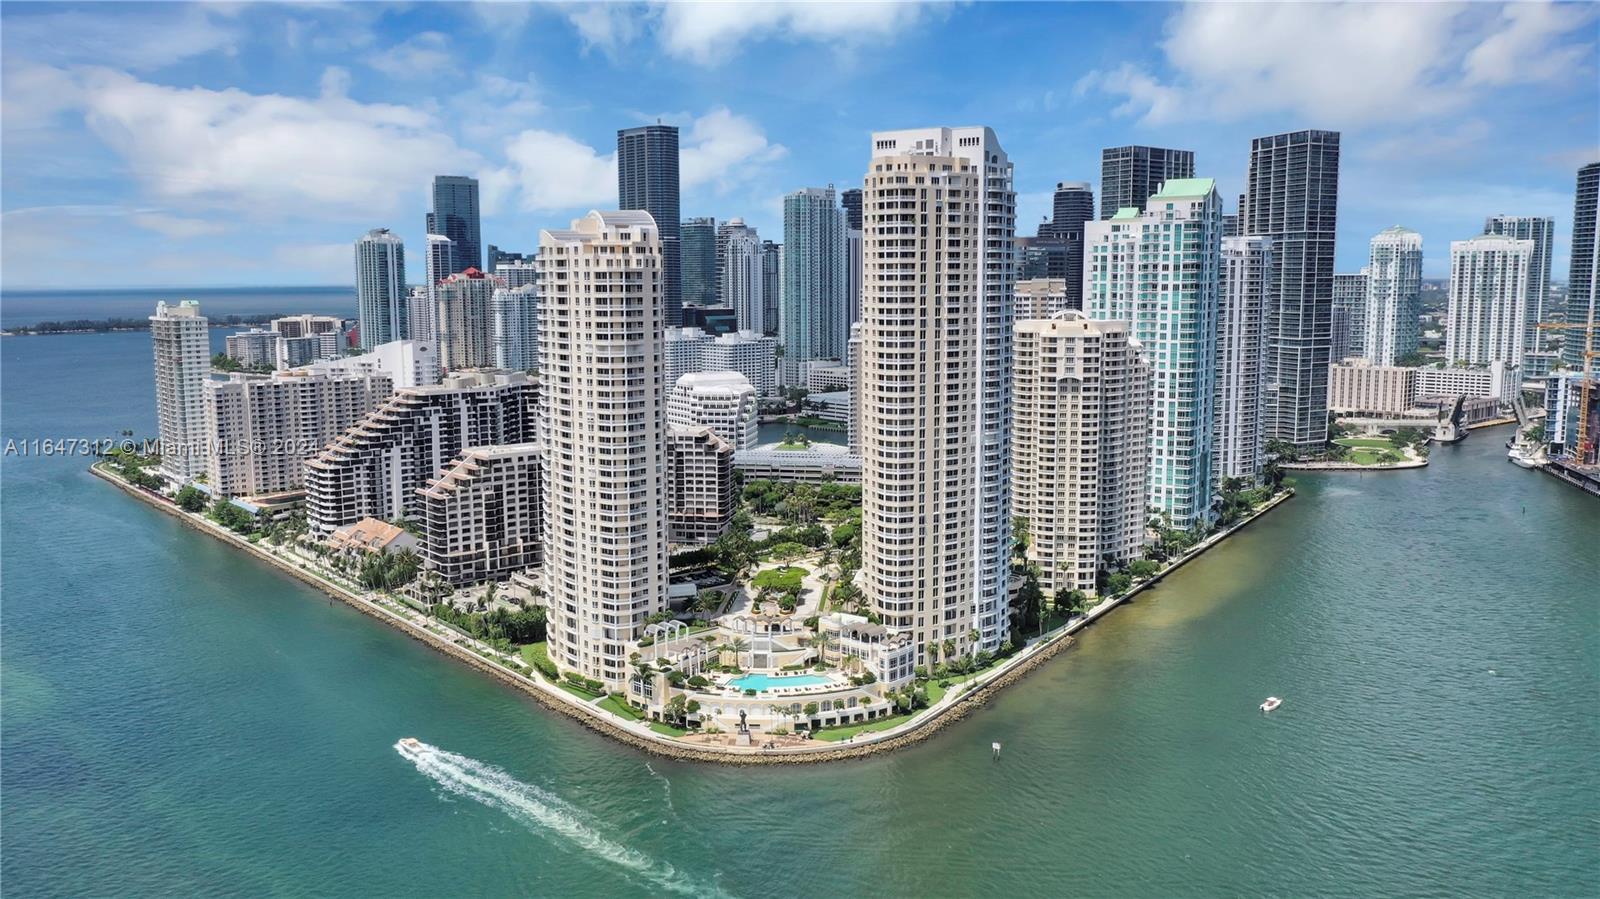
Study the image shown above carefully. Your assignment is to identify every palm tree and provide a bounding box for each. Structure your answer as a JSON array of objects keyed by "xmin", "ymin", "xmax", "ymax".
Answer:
[
  {"xmin": 810, "ymin": 630, "xmax": 836, "ymax": 665},
  {"xmin": 728, "ymin": 637, "xmax": 750, "ymax": 669}
]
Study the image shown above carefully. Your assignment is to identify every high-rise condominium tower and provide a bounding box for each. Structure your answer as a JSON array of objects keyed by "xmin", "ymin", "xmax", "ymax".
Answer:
[
  {"xmin": 617, "ymin": 124, "xmax": 681, "ymax": 326},
  {"xmin": 1447, "ymin": 235, "xmax": 1532, "ymax": 368},
  {"xmin": 759, "ymin": 241, "xmax": 783, "ymax": 338},
  {"xmin": 539, "ymin": 210, "xmax": 668, "ymax": 686},
  {"xmin": 1564, "ymin": 163, "xmax": 1599, "ymax": 370},
  {"xmin": 1087, "ymin": 178, "xmax": 1221, "ymax": 528},
  {"xmin": 1483, "ymin": 215, "xmax": 1554, "ymax": 351},
  {"xmin": 435, "ymin": 268, "xmax": 501, "ymax": 371},
  {"xmin": 781, "ymin": 186, "xmax": 849, "ymax": 374},
  {"xmin": 1100, "ymin": 146, "xmax": 1194, "ymax": 220},
  {"xmin": 1242, "ymin": 129, "xmax": 1341, "ymax": 451},
  {"xmin": 1332, "ymin": 271, "xmax": 1368, "ymax": 361},
  {"xmin": 861, "ymin": 126, "xmax": 1015, "ymax": 660},
  {"xmin": 1215, "ymin": 236, "xmax": 1273, "ymax": 482},
  {"xmin": 1044, "ymin": 181, "xmax": 1094, "ymax": 309},
  {"xmin": 719, "ymin": 219, "xmax": 764, "ymax": 335},
  {"xmin": 491, "ymin": 284, "xmax": 540, "ymax": 372},
  {"xmin": 843, "ymin": 187, "xmax": 864, "ymax": 331},
  {"xmin": 430, "ymin": 176, "xmax": 481, "ymax": 273},
  {"xmin": 1364, "ymin": 226, "xmax": 1423, "ymax": 366},
  {"xmin": 682, "ymin": 217, "xmax": 718, "ymax": 308},
  {"xmin": 355, "ymin": 228, "xmax": 407, "ymax": 349},
  {"xmin": 420, "ymin": 233, "xmax": 456, "ymax": 342},
  {"xmin": 150, "ymin": 300, "xmax": 210, "ymax": 481},
  {"xmin": 1013, "ymin": 312, "xmax": 1150, "ymax": 598}
]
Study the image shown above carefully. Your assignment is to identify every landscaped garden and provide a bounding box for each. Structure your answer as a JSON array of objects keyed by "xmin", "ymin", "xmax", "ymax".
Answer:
[{"xmin": 1332, "ymin": 437, "xmax": 1407, "ymax": 465}]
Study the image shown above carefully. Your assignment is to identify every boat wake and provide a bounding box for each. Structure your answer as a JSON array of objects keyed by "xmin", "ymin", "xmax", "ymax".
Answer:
[{"xmin": 395, "ymin": 740, "xmax": 732, "ymax": 898}]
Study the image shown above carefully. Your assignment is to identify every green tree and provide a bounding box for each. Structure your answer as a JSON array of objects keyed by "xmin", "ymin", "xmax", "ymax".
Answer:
[
  {"xmin": 176, "ymin": 485, "xmax": 208, "ymax": 513},
  {"xmin": 1017, "ymin": 569, "xmax": 1043, "ymax": 635}
]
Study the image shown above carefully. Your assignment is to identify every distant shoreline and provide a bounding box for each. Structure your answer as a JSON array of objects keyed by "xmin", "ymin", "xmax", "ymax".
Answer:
[{"xmin": 3, "ymin": 316, "xmax": 296, "ymax": 337}]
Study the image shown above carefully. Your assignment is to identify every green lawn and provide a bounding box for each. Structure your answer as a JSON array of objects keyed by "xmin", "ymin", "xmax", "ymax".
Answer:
[
  {"xmin": 597, "ymin": 695, "xmax": 645, "ymax": 720},
  {"xmin": 813, "ymin": 713, "xmax": 913, "ymax": 742},
  {"xmin": 1346, "ymin": 448, "xmax": 1405, "ymax": 466},
  {"xmin": 775, "ymin": 441, "xmax": 810, "ymax": 452},
  {"xmin": 752, "ymin": 565, "xmax": 807, "ymax": 591},
  {"xmin": 649, "ymin": 722, "xmax": 688, "ymax": 737},
  {"xmin": 1334, "ymin": 437, "xmax": 1395, "ymax": 449},
  {"xmin": 519, "ymin": 643, "xmax": 555, "ymax": 678}
]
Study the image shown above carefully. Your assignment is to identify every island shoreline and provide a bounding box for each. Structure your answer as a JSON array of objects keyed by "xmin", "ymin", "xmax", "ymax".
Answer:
[{"xmin": 91, "ymin": 461, "xmax": 1292, "ymax": 765}]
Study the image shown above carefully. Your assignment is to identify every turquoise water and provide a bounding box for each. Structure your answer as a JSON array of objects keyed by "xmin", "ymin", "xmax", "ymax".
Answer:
[
  {"xmin": 3, "ymin": 322, "xmax": 1598, "ymax": 896},
  {"xmin": 726, "ymin": 673, "xmax": 833, "ymax": 691}
]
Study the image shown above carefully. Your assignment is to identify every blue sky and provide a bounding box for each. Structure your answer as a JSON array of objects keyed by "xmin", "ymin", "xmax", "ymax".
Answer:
[{"xmin": 2, "ymin": 1, "xmax": 1595, "ymax": 289}]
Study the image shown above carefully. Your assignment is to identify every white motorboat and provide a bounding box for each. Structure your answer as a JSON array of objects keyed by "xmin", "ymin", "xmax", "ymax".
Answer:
[
  {"xmin": 399, "ymin": 737, "xmax": 423, "ymax": 751},
  {"xmin": 1259, "ymin": 697, "xmax": 1283, "ymax": 712},
  {"xmin": 1507, "ymin": 446, "xmax": 1539, "ymax": 469}
]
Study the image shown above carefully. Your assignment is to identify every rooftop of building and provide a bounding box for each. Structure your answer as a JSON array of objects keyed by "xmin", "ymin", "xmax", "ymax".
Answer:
[
  {"xmin": 1150, "ymin": 177, "xmax": 1216, "ymax": 200},
  {"xmin": 673, "ymin": 370, "xmax": 756, "ymax": 392}
]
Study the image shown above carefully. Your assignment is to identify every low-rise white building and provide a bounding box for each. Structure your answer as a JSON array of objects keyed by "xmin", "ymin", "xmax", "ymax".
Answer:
[
  {"xmin": 417, "ymin": 443, "xmax": 542, "ymax": 586},
  {"xmin": 668, "ymin": 371, "xmax": 759, "ymax": 450},
  {"xmin": 311, "ymin": 339, "xmax": 439, "ymax": 389},
  {"xmin": 663, "ymin": 327, "xmax": 779, "ymax": 397},
  {"xmin": 225, "ymin": 329, "xmax": 280, "ymax": 368},
  {"xmin": 1328, "ymin": 359, "xmax": 1419, "ymax": 416},
  {"xmin": 818, "ymin": 612, "xmax": 916, "ymax": 687},
  {"xmin": 1414, "ymin": 361, "xmax": 1520, "ymax": 405}
]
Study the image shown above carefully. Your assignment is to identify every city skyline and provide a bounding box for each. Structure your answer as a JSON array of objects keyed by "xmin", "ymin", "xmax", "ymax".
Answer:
[{"xmin": 2, "ymin": 2, "xmax": 1595, "ymax": 290}]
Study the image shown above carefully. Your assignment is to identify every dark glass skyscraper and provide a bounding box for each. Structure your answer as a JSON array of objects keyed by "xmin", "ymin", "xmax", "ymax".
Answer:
[
  {"xmin": 618, "ymin": 124, "xmax": 682, "ymax": 326},
  {"xmin": 429, "ymin": 176, "xmax": 481, "ymax": 273},
  {"xmin": 1243, "ymin": 129, "xmax": 1341, "ymax": 450},
  {"xmin": 840, "ymin": 188, "xmax": 863, "ymax": 231},
  {"xmin": 1565, "ymin": 162, "xmax": 1599, "ymax": 370},
  {"xmin": 1040, "ymin": 181, "xmax": 1093, "ymax": 307},
  {"xmin": 1099, "ymin": 146, "xmax": 1194, "ymax": 219},
  {"xmin": 682, "ymin": 217, "xmax": 718, "ymax": 308},
  {"xmin": 760, "ymin": 240, "xmax": 782, "ymax": 337}
]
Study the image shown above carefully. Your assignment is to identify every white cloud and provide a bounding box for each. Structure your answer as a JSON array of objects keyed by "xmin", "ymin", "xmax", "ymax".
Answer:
[
  {"xmin": 0, "ymin": 5, "xmax": 238, "ymax": 71},
  {"xmin": 558, "ymin": 1, "xmax": 940, "ymax": 65},
  {"xmin": 492, "ymin": 130, "xmax": 618, "ymax": 212},
  {"xmin": 681, "ymin": 107, "xmax": 788, "ymax": 194},
  {"xmin": 656, "ymin": 1, "xmax": 939, "ymax": 65},
  {"xmin": 132, "ymin": 212, "xmax": 231, "ymax": 239},
  {"xmin": 1463, "ymin": 3, "xmax": 1597, "ymax": 86},
  {"xmin": 564, "ymin": 3, "xmax": 651, "ymax": 56},
  {"xmin": 364, "ymin": 32, "xmax": 456, "ymax": 79},
  {"xmin": 1077, "ymin": 2, "xmax": 1595, "ymax": 128},
  {"xmin": 65, "ymin": 65, "xmax": 475, "ymax": 218},
  {"xmin": 489, "ymin": 107, "xmax": 786, "ymax": 213}
]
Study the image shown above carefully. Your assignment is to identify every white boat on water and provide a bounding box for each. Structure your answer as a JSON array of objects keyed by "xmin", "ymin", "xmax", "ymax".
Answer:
[
  {"xmin": 1260, "ymin": 697, "xmax": 1283, "ymax": 712},
  {"xmin": 1507, "ymin": 446, "xmax": 1540, "ymax": 469},
  {"xmin": 399, "ymin": 737, "xmax": 423, "ymax": 750}
]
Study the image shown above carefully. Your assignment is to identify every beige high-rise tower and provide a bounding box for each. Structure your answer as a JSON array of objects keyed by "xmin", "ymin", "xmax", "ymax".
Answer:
[
  {"xmin": 860, "ymin": 126, "xmax": 1015, "ymax": 663},
  {"xmin": 1013, "ymin": 312, "xmax": 1151, "ymax": 597},
  {"xmin": 539, "ymin": 211, "xmax": 669, "ymax": 687}
]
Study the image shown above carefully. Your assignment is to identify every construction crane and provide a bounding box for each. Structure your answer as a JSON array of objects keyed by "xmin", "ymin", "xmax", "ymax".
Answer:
[{"xmin": 1538, "ymin": 320, "xmax": 1599, "ymax": 465}]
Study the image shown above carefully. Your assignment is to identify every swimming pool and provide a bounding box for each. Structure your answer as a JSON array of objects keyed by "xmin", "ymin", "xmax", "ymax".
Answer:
[{"xmin": 726, "ymin": 673, "xmax": 833, "ymax": 692}]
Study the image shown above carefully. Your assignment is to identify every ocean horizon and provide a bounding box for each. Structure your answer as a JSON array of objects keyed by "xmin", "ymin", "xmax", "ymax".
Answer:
[{"xmin": 1, "ymin": 286, "xmax": 356, "ymax": 329}]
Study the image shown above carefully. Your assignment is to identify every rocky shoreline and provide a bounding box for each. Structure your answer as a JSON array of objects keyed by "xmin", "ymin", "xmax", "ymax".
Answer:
[{"xmin": 91, "ymin": 462, "xmax": 1290, "ymax": 765}]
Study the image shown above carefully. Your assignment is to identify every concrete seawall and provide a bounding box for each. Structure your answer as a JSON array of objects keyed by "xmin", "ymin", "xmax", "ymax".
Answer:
[{"xmin": 91, "ymin": 463, "xmax": 1291, "ymax": 765}]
